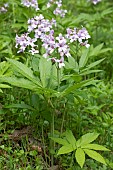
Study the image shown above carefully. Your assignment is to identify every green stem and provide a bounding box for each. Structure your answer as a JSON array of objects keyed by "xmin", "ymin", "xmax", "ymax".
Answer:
[
  {"xmin": 57, "ymin": 66, "xmax": 60, "ymax": 91},
  {"xmin": 42, "ymin": 125, "xmax": 48, "ymax": 169},
  {"xmin": 48, "ymin": 98, "xmax": 54, "ymax": 167},
  {"xmin": 50, "ymin": 110, "xmax": 55, "ymax": 167},
  {"xmin": 76, "ymin": 41, "xmax": 79, "ymax": 63},
  {"xmin": 60, "ymin": 102, "xmax": 66, "ymax": 134}
]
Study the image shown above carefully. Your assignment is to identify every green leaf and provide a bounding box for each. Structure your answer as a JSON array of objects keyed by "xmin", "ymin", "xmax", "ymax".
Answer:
[
  {"xmin": 81, "ymin": 144, "xmax": 110, "ymax": 151},
  {"xmin": 0, "ymin": 77, "xmax": 39, "ymax": 91},
  {"xmin": 85, "ymin": 58, "xmax": 105, "ymax": 70},
  {"xmin": 75, "ymin": 148, "xmax": 85, "ymax": 168},
  {"xmin": 65, "ymin": 130, "xmax": 76, "ymax": 148},
  {"xmin": 84, "ymin": 149, "xmax": 107, "ymax": 165},
  {"xmin": 39, "ymin": 57, "xmax": 51, "ymax": 87},
  {"xmin": 7, "ymin": 58, "xmax": 42, "ymax": 87},
  {"xmin": 79, "ymin": 48, "xmax": 89, "ymax": 68},
  {"xmin": 89, "ymin": 44, "xmax": 103, "ymax": 57},
  {"xmin": 0, "ymin": 89, "xmax": 3, "ymax": 93},
  {"xmin": 0, "ymin": 61, "xmax": 10, "ymax": 75},
  {"xmin": 51, "ymin": 137, "xmax": 69, "ymax": 145},
  {"xmin": 4, "ymin": 103, "xmax": 35, "ymax": 111},
  {"xmin": 101, "ymin": 8, "xmax": 113, "ymax": 17},
  {"xmin": 65, "ymin": 56, "xmax": 79, "ymax": 72},
  {"xmin": 76, "ymin": 133, "xmax": 99, "ymax": 147},
  {"xmin": 57, "ymin": 144, "xmax": 74, "ymax": 155},
  {"xmin": 60, "ymin": 79, "xmax": 94, "ymax": 97},
  {"xmin": 0, "ymin": 84, "xmax": 11, "ymax": 88},
  {"xmin": 80, "ymin": 69, "xmax": 102, "ymax": 76}
]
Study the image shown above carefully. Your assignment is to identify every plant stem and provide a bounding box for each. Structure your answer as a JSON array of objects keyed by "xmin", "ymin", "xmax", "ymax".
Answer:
[
  {"xmin": 48, "ymin": 98, "xmax": 55, "ymax": 167},
  {"xmin": 42, "ymin": 125, "xmax": 48, "ymax": 169},
  {"xmin": 50, "ymin": 110, "xmax": 55, "ymax": 167},
  {"xmin": 50, "ymin": 65, "xmax": 60, "ymax": 166},
  {"xmin": 57, "ymin": 66, "xmax": 60, "ymax": 91},
  {"xmin": 60, "ymin": 102, "xmax": 66, "ymax": 134}
]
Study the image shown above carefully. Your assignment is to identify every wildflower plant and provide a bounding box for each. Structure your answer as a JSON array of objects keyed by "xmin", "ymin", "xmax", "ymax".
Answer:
[{"xmin": 0, "ymin": 0, "xmax": 111, "ymax": 168}]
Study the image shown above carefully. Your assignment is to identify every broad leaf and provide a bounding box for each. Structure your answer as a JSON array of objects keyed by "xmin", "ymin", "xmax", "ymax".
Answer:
[
  {"xmin": 65, "ymin": 56, "xmax": 79, "ymax": 72},
  {"xmin": 51, "ymin": 137, "xmax": 69, "ymax": 145},
  {"xmin": 89, "ymin": 44, "xmax": 103, "ymax": 57},
  {"xmin": 76, "ymin": 133, "xmax": 99, "ymax": 147},
  {"xmin": 65, "ymin": 130, "xmax": 76, "ymax": 148},
  {"xmin": 7, "ymin": 58, "xmax": 42, "ymax": 87},
  {"xmin": 39, "ymin": 57, "xmax": 51, "ymax": 87},
  {"xmin": 0, "ymin": 77, "xmax": 39, "ymax": 91},
  {"xmin": 81, "ymin": 144, "xmax": 110, "ymax": 151},
  {"xmin": 0, "ymin": 84, "xmax": 11, "ymax": 88},
  {"xmin": 57, "ymin": 144, "xmax": 74, "ymax": 155},
  {"xmin": 39, "ymin": 57, "xmax": 57, "ymax": 88},
  {"xmin": 79, "ymin": 48, "xmax": 89, "ymax": 68},
  {"xmin": 84, "ymin": 149, "xmax": 107, "ymax": 165},
  {"xmin": 80, "ymin": 69, "xmax": 102, "ymax": 76},
  {"xmin": 0, "ymin": 89, "xmax": 3, "ymax": 93},
  {"xmin": 60, "ymin": 79, "xmax": 94, "ymax": 97},
  {"xmin": 75, "ymin": 148, "xmax": 85, "ymax": 168},
  {"xmin": 83, "ymin": 58, "xmax": 105, "ymax": 71},
  {"xmin": 4, "ymin": 103, "xmax": 35, "ymax": 111}
]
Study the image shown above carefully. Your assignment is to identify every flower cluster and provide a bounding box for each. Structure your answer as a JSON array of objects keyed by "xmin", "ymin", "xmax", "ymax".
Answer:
[
  {"xmin": 15, "ymin": 14, "xmax": 90, "ymax": 68},
  {"xmin": 15, "ymin": 14, "xmax": 56, "ymax": 55},
  {"xmin": 66, "ymin": 27, "xmax": 90, "ymax": 48},
  {"xmin": 42, "ymin": 32, "xmax": 71, "ymax": 68},
  {"xmin": 21, "ymin": 0, "xmax": 39, "ymax": 11},
  {"xmin": 27, "ymin": 14, "xmax": 56, "ymax": 36},
  {"xmin": 15, "ymin": 33, "xmax": 38, "ymax": 55},
  {"xmin": 47, "ymin": 0, "xmax": 67, "ymax": 18},
  {"xmin": 0, "ymin": 3, "xmax": 9, "ymax": 13}
]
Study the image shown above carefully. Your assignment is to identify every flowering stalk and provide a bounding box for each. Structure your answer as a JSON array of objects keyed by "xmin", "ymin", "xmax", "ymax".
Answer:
[
  {"xmin": 57, "ymin": 66, "xmax": 60, "ymax": 91},
  {"xmin": 51, "ymin": 109, "xmax": 55, "ymax": 167},
  {"xmin": 47, "ymin": 98, "xmax": 55, "ymax": 167}
]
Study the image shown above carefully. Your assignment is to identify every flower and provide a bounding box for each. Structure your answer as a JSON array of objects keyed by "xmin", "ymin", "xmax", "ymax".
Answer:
[
  {"xmin": 0, "ymin": 3, "xmax": 9, "ymax": 13},
  {"xmin": 21, "ymin": 0, "xmax": 39, "ymax": 11},
  {"xmin": 47, "ymin": 0, "xmax": 67, "ymax": 18},
  {"xmin": 15, "ymin": 33, "xmax": 38, "ymax": 54},
  {"xmin": 92, "ymin": 0, "xmax": 101, "ymax": 5},
  {"xmin": 88, "ymin": 0, "xmax": 101, "ymax": 5},
  {"xmin": 56, "ymin": 34, "xmax": 71, "ymax": 57},
  {"xmin": 66, "ymin": 27, "xmax": 90, "ymax": 48}
]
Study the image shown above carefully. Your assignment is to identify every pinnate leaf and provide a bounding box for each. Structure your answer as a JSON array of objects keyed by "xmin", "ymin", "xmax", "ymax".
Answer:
[{"xmin": 7, "ymin": 58, "xmax": 42, "ymax": 87}]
